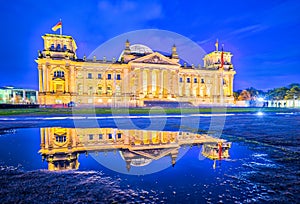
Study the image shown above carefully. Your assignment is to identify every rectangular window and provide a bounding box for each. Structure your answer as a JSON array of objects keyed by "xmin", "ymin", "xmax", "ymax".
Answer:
[
  {"xmin": 98, "ymin": 74, "xmax": 102, "ymax": 79},
  {"xmin": 116, "ymin": 74, "xmax": 121, "ymax": 80},
  {"xmin": 99, "ymin": 134, "xmax": 103, "ymax": 140},
  {"xmin": 108, "ymin": 133, "xmax": 112, "ymax": 139},
  {"xmin": 187, "ymin": 78, "xmax": 190, "ymax": 83},
  {"xmin": 89, "ymin": 134, "xmax": 93, "ymax": 140},
  {"xmin": 88, "ymin": 73, "xmax": 92, "ymax": 79},
  {"xmin": 107, "ymin": 74, "xmax": 111, "ymax": 80},
  {"xmin": 194, "ymin": 78, "xmax": 198, "ymax": 83},
  {"xmin": 201, "ymin": 79, "xmax": 205, "ymax": 84},
  {"xmin": 117, "ymin": 133, "xmax": 122, "ymax": 139},
  {"xmin": 179, "ymin": 77, "xmax": 183, "ymax": 83}
]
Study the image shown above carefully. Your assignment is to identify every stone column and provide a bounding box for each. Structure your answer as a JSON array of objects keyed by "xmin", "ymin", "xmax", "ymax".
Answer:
[
  {"xmin": 214, "ymin": 74, "xmax": 218, "ymax": 103},
  {"xmin": 158, "ymin": 69, "xmax": 162, "ymax": 98},
  {"xmin": 183, "ymin": 75, "xmax": 186, "ymax": 97},
  {"xmin": 40, "ymin": 128, "xmax": 45, "ymax": 148},
  {"xmin": 38, "ymin": 66, "xmax": 43, "ymax": 92},
  {"xmin": 46, "ymin": 66, "xmax": 50, "ymax": 92},
  {"xmin": 122, "ymin": 69, "xmax": 129, "ymax": 107},
  {"xmin": 139, "ymin": 68, "xmax": 143, "ymax": 95},
  {"xmin": 173, "ymin": 71, "xmax": 178, "ymax": 97},
  {"xmin": 220, "ymin": 73, "xmax": 224, "ymax": 103},
  {"xmin": 42, "ymin": 65, "xmax": 46, "ymax": 92},
  {"xmin": 44, "ymin": 128, "xmax": 49, "ymax": 149},
  {"xmin": 147, "ymin": 69, "xmax": 153, "ymax": 98},
  {"xmin": 153, "ymin": 69, "xmax": 157, "ymax": 97},
  {"xmin": 65, "ymin": 68, "xmax": 69, "ymax": 93},
  {"xmin": 45, "ymin": 128, "xmax": 49, "ymax": 149},
  {"xmin": 229, "ymin": 74, "xmax": 233, "ymax": 96},
  {"xmin": 167, "ymin": 70, "xmax": 171, "ymax": 98},
  {"xmin": 69, "ymin": 66, "xmax": 75, "ymax": 93},
  {"xmin": 152, "ymin": 69, "xmax": 158, "ymax": 97},
  {"xmin": 134, "ymin": 69, "xmax": 138, "ymax": 96}
]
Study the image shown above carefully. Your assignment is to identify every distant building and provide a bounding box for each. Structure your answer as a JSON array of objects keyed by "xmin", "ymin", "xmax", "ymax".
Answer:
[
  {"xmin": 36, "ymin": 34, "xmax": 236, "ymax": 107},
  {"xmin": 235, "ymin": 99, "xmax": 300, "ymax": 108},
  {"xmin": 0, "ymin": 86, "xmax": 38, "ymax": 104},
  {"xmin": 266, "ymin": 100, "xmax": 300, "ymax": 108}
]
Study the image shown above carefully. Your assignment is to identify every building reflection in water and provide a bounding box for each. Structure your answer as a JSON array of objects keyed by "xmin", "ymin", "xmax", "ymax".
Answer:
[{"xmin": 39, "ymin": 128, "xmax": 231, "ymax": 171}]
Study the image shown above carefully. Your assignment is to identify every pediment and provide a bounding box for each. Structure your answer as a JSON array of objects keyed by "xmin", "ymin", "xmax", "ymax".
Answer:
[{"xmin": 130, "ymin": 52, "xmax": 179, "ymax": 66}]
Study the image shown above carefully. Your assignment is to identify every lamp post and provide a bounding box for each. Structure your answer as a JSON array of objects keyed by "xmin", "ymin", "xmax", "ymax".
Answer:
[{"xmin": 294, "ymin": 94, "xmax": 297, "ymax": 108}]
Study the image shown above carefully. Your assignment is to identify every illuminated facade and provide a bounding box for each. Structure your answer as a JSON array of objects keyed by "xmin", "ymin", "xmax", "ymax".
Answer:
[
  {"xmin": 39, "ymin": 127, "xmax": 231, "ymax": 171},
  {"xmin": 36, "ymin": 34, "xmax": 236, "ymax": 106}
]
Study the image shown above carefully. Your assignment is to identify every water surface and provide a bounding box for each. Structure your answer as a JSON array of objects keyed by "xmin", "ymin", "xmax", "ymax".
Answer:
[{"xmin": 0, "ymin": 112, "xmax": 299, "ymax": 203}]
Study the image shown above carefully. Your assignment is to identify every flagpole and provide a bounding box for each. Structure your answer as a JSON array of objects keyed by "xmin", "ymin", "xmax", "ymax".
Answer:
[
  {"xmin": 220, "ymin": 44, "xmax": 224, "ymax": 104},
  {"xmin": 60, "ymin": 19, "xmax": 62, "ymax": 35}
]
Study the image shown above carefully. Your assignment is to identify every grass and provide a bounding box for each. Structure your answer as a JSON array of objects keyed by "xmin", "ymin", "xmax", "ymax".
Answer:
[{"xmin": 0, "ymin": 107, "xmax": 298, "ymax": 116}]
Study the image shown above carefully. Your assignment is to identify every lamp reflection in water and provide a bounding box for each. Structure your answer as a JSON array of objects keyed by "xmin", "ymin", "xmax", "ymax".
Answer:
[{"xmin": 39, "ymin": 128, "xmax": 231, "ymax": 173}]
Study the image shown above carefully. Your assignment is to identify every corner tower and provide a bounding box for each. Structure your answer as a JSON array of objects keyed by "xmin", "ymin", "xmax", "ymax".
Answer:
[
  {"xmin": 201, "ymin": 41, "xmax": 236, "ymax": 103},
  {"xmin": 36, "ymin": 34, "xmax": 78, "ymax": 105},
  {"xmin": 40, "ymin": 34, "xmax": 77, "ymax": 59}
]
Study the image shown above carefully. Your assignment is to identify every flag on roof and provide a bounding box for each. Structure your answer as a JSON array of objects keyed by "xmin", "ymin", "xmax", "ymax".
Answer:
[
  {"xmin": 220, "ymin": 46, "xmax": 224, "ymax": 69},
  {"xmin": 52, "ymin": 21, "xmax": 62, "ymax": 31}
]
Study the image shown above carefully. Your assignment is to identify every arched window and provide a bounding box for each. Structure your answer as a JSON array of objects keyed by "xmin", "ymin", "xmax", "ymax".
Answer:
[
  {"xmin": 55, "ymin": 135, "xmax": 66, "ymax": 143},
  {"xmin": 56, "ymin": 44, "xmax": 61, "ymax": 51},
  {"xmin": 54, "ymin": 70, "xmax": 65, "ymax": 78}
]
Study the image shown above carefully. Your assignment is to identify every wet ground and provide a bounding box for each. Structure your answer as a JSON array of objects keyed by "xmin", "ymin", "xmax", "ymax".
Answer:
[{"xmin": 0, "ymin": 112, "xmax": 299, "ymax": 203}]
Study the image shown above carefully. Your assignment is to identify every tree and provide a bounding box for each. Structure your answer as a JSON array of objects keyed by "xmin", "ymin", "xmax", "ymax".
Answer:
[
  {"xmin": 287, "ymin": 83, "xmax": 300, "ymax": 89},
  {"xmin": 238, "ymin": 90, "xmax": 251, "ymax": 101},
  {"xmin": 246, "ymin": 87, "xmax": 259, "ymax": 98},
  {"xmin": 284, "ymin": 85, "xmax": 300, "ymax": 100},
  {"xmin": 266, "ymin": 87, "xmax": 288, "ymax": 100},
  {"xmin": 233, "ymin": 91, "xmax": 239, "ymax": 101}
]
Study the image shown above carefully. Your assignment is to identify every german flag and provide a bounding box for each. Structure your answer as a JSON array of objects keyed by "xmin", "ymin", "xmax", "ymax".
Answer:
[
  {"xmin": 220, "ymin": 46, "xmax": 224, "ymax": 69},
  {"xmin": 52, "ymin": 21, "xmax": 62, "ymax": 31}
]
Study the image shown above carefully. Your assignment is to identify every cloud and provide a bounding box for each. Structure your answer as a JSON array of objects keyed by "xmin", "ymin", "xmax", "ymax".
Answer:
[
  {"xmin": 226, "ymin": 24, "xmax": 267, "ymax": 40},
  {"xmin": 230, "ymin": 25, "xmax": 266, "ymax": 35},
  {"xmin": 196, "ymin": 37, "xmax": 215, "ymax": 45}
]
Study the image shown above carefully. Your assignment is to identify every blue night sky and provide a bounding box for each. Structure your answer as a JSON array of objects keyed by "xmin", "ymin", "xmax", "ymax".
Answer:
[{"xmin": 0, "ymin": 0, "xmax": 299, "ymax": 91}]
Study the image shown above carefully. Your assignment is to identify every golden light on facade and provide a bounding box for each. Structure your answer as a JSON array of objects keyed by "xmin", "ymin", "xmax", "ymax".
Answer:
[
  {"xmin": 36, "ymin": 34, "xmax": 236, "ymax": 106},
  {"xmin": 39, "ymin": 127, "xmax": 231, "ymax": 171}
]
